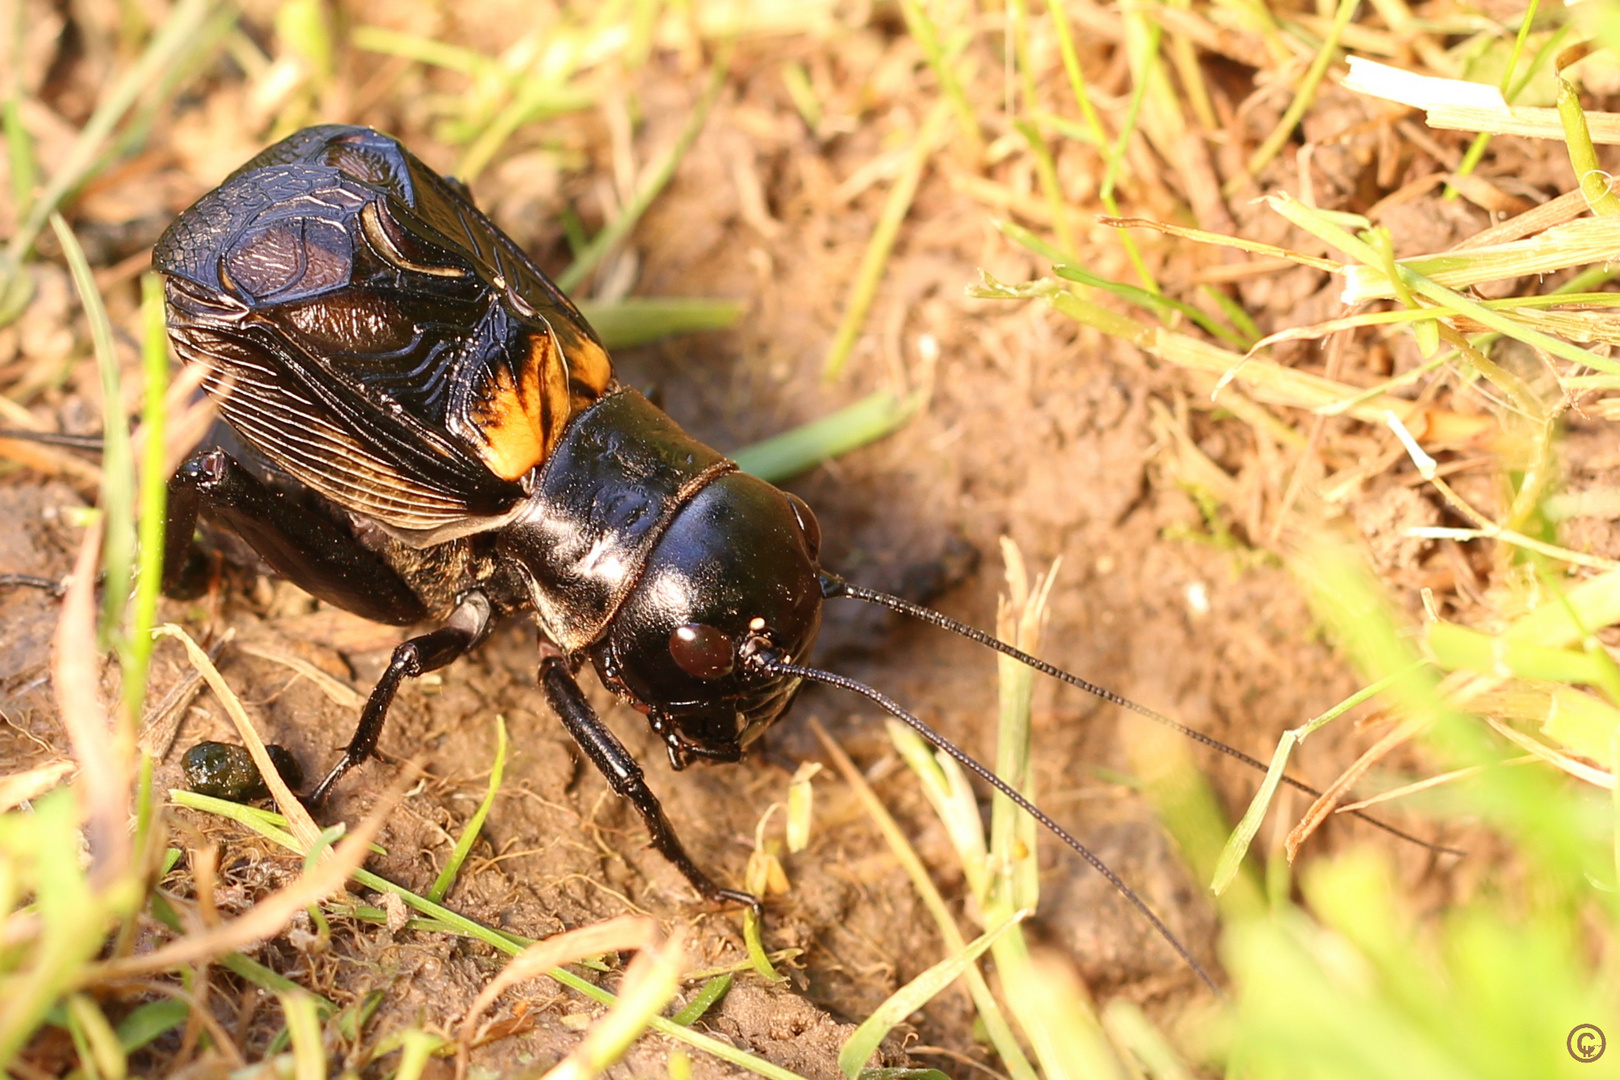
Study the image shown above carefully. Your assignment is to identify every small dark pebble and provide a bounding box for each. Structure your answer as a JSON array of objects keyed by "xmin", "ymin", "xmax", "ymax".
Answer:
[{"xmin": 183, "ymin": 742, "xmax": 304, "ymax": 802}]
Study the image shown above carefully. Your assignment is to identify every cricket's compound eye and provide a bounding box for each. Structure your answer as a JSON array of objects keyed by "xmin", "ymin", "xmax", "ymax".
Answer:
[{"xmin": 669, "ymin": 623, "xmax": 736, "ymax": 680}]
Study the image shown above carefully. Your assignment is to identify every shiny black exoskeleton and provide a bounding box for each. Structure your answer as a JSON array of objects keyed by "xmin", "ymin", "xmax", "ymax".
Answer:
[{"xmin": 153, "ymin": 125, "xmax": 823, "ymax": 906}]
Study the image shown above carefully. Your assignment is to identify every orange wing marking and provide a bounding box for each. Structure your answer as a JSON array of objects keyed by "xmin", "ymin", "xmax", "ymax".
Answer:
[
  {"xmin": 564, "ymin": 334, "xmax": 614, "ymax": 412},
  {"xmin": 471, "ymin": 327, "xmax": 572, "ymax": 481}
]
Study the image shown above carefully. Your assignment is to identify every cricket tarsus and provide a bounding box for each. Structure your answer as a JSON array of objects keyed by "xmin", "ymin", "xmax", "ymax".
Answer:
[{"xmin": 822, "ymin": 572, "xmax": 1462, "ymax": 859}]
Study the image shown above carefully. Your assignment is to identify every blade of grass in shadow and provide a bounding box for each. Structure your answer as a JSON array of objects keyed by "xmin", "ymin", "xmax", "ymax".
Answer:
[
  {"xmin": 557, "ymin": 53, "xmax": 728, "ymax": 292},
  {"xmin": 731, "ymin": 391, "xmax": 922, "ymax": 484},
  {"xmin": 114, "ymin": 999, "xmax": 190, "ymax": 1054},
  {"xmin": 1205, "ymin": 284, "xmax": 1263, "ymax": 343},
  {"xmin": 428, "ymin": 717, "xmax": 507, "ymax": 903}
]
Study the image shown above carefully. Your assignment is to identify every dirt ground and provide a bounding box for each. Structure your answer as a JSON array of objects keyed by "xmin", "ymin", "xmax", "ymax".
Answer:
[{"xmin": 0, "ymin": 1, "xmax": 1591, "ymax": 1076}]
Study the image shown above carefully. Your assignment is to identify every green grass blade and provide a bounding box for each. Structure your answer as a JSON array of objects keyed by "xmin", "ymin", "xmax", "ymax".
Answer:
[
  {"xmin": 741, "ymin": 901, "xmax": 783, "ymax": 980},
  {"xmin": 1212, "ymin": 664, "xmax": 1422, "ymax": 896},
  {"xmin": 1560, "ymin": 78, "xmax": 1620, "ymax": 215},
  {"xmin": 393, "ymin": 1029, "xmax": 448, "ymax": 1080},
  {"xmin": 732, "ymin": 391, "xmax": 921, "ymax": 483},
  {"xmin": 456, "ymin": 78, "xmax": 597, "ymax": 184},
  {"xmin": 837, "ymin": 912, "xmax": 1027, "ymax": 1079},
  {"xmin": 579, "ymin": 297, "xmax": 744, "ymax": 349},
  {"xmin": 279, "ymin": 990, "xmax": 325, "ymax": 1080},
  {"xmin": 1211, "ymin": 734, "xmax": 1295, "ymax": 898},
  {"xmin": 1271, "ymin": 193, "xmax": 1620, "ymax": 374},
  {"xmin": 113, "ymin": 999, "xmax": 189, "ymax": 1053},
  {"xmin": 125, "ymin": 274, "xmax": 170, "ymax": 721},
  {"xmin": 3, "ymin": 97, "xmax": 35, "ymax": 223},
  {"xmin": 1054, "ymin": 263, "xmax": 1251, "ymax": 349},
  {"xmin": 50, "ymin": 214, "xmax": 133, "ymax": 655},
  {"xmin": 1244, "ymin": 0, "xmax": 1357, "ymax": 179},
  {"xmin": 349, "ymin": 26, "xmax": 501, "ymax": 77},
  {"xmin": 821, "ymin": 101, "xmax": 951, "ymax": 381},
  {"xmin": 894, "ymin": 0, "xmax": 980, "ymax": 160},
  {"xmin": 5, "ymin": 0, "xmax": 223, "ymax": 271},
  {"xmin": 557, "ymin": 54, "xmax": 728, "ymax": 293},
  {"xmin": 0, "ymin": 791, "xmax": 107, "ymax": 1065},
  {"xmin": 671, "ymin": 974, "xmax": 731, "ymax": 1027},
  {"xmin": 1429, "ymin": 622, "xmax": 1620, "ymax": 693},
  {"xmin": 427, "ymin": 716, "xmax": 507, "ymax": 903},
  {"xmin": 66, "ymin": 993, "xmax": 127, "ymax": 1080}
]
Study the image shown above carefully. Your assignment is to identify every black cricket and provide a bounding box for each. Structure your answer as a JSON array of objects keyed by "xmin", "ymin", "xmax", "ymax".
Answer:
[{"xmin": 123, "ymin": 125, "xmax": 1438, "ymax": 992}]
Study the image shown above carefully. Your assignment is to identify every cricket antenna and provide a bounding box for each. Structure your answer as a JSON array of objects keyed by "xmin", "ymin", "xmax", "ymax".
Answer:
[
  {"xmin": 0, "ymin": 429, "xmax": 107, "ymax": 452},
  {"xmin": 820, "ymin": 571, "xmax": 1461, "ymax": 858},
  {"xmin": 741, "ymin": 641, "xmax": 1223, "ymax": 996}
]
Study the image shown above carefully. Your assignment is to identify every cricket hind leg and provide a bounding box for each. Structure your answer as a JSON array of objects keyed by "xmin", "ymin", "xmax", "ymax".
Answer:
[
  {"xmin": 165, "ymin": 438, "xmax": 498, "ymax": 803},
  {"xmin": 164, "ymin": 442, "xmax": 430, "ymax": 626}
]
